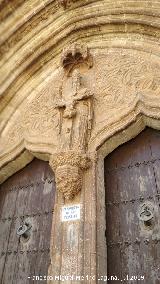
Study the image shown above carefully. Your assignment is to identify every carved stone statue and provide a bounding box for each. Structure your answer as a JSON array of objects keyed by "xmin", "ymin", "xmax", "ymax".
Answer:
[
  {"xmin": 51, "ymin": 44, "xmax": 93, "ymax": 200},
  {"xmin": 55, "ymin": 68, "xmax": 94, "ymax": 151}
]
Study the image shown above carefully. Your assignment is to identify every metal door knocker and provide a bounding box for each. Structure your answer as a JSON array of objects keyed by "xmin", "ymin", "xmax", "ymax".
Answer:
[
  {"xmin": 138, "ymin": 202, "xmax": 154, "ymax": 229},
  {"xmin": 17, "ymin": 221, "xmax": 32, "ymax": 242}
]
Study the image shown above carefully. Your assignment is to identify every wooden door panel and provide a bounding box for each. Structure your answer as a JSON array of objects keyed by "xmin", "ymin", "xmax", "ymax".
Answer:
[
  {"xmin": 105, "ymin": 128, "xmax": 160, "ymax": 284},
  {"xmin": 0, "ymin": 159, "xmax": 55, "ymax": 283},
  {"xmin": 152, "ymin": 160, "xmax": 160, "ymax": 194}
]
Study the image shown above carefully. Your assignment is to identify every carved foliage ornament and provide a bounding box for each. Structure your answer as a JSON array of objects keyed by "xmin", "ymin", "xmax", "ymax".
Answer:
[{"xmin": 49, "ymin": 152, "xmax": 91, "ymax": 199}]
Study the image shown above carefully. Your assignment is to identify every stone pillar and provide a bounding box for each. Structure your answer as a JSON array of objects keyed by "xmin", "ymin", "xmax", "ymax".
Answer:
[
  {"xmin": 47, "ymin": 43, "xmax": 96, "ymax": 283},
  {"xmin": 48, "ymin": 152, "xmax": 97, "ymax": 284}
]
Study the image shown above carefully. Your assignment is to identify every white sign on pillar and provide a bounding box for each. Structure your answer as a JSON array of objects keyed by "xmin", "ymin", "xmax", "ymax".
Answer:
[{"xmin": 62, "ymin": 204, "xmax": 81, "ymax": 222}]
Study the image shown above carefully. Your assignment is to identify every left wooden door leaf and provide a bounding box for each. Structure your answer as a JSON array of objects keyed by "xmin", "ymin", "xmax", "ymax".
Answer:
[{"xmin": 0, "ymin": 159, "xmax": 55, "ymax": 284}]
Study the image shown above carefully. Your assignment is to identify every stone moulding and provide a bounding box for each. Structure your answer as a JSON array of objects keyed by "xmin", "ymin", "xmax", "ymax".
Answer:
[{"xmin": 49, "ymin": 151, "xmax": 91, "ymax": 199}]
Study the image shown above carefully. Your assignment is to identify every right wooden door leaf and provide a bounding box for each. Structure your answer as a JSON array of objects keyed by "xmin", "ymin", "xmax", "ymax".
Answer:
[{"xmin": 105, "ymin": 128, "xmax": 160, "ymax": 284}]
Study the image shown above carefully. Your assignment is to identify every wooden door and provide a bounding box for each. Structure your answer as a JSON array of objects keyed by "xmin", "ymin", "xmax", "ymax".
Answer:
[
  {"xmin": 105, "ymin": 128, "xmax": 160, "ymax": 284},
  {"xmin": 0, "ymin": 159, "xmax": 55, "ymax": 283}
]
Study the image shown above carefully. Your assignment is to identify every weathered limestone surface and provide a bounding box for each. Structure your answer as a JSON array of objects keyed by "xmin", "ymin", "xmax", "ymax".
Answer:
[{"xmin": 0, "ymin": 0, "xmax": 160, "ymax": 283}]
